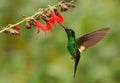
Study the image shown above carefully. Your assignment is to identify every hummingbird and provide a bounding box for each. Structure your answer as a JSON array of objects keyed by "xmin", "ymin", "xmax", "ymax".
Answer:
[{"xmin": 59, "ymin": 24, "xmax": 110, "ymax": 77}]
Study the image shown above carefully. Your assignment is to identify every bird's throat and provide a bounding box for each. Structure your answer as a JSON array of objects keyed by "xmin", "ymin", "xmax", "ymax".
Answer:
[{"xmin": 67, "ymin": 35, "xmax": 76, "ymax": 44}]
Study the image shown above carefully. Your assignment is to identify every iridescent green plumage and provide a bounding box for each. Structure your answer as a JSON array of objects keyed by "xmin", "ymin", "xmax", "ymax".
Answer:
[
  {"xmin": 65, "ymin": 29, "xmax": 76, "ymax": 57},
  {"xmin": 65, "ymin": 28, "xmax": 80, "ymax": 77}
]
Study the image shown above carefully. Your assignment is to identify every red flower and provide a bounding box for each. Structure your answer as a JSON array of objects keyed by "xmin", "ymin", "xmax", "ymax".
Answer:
[
  {"xmin": 16, "ymin": 32, "xmax": 21, "ymax": 36},
  {"xmin": 49, "ymin": 11, "xmax": 64, "ymax": 26},
  {"xmin": 45, "ymin": 21, "xmax": 52, "ymax": 31},
  {"xmin": 13, "ymin": 25, "xmax": 21, "ymax": 36},
  {"xmin": 33, "ymin": 12, "xmax": 64, "ymax": 34},
  {"xmin": 49, "ymin": 12, "xmax": 57, "ymax": 26},
  {"xmin": 34, "ymin": 21, "xmax": 45, "ymax": 34},
  {"xmin": 34, "ymin": 21, "xmax": 52, "ymax": 34},
  {"xmin": 57, "ymin": 14, "xmax": 64, "ymax": 23},
  {"xmin": 14, "ymin": 25, "xmax": 20, "ymax": 30}
]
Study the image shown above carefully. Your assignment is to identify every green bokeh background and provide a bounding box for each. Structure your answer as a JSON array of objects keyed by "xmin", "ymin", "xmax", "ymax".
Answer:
[{"xmin": 0, "ymin": 0, "xmax": 120, "ymax": 83}]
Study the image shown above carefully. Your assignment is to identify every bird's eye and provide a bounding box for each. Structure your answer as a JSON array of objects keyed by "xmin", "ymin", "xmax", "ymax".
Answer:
[{"xmin": 70, "ymin": 30, "xmax": 72, "ymax": 33}]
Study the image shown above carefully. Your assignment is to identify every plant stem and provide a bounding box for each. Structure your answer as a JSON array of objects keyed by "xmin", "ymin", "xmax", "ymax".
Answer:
[{"xmin": 0, "ymin": 2, "xmax": 61, "ymax": 34}]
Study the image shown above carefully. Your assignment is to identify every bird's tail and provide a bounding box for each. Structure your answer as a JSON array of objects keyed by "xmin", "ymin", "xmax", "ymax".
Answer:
[{"xmin": 74, "ymin": 53, "xmax": 80, "ymax": 77}]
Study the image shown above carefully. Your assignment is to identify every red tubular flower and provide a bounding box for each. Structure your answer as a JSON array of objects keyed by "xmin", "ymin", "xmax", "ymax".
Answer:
[
  {"xmin": 57, "ymin": 14, "xmax": 64, "ymax": 23},
  {"xmin": 34, "ymin": 21, "xmax": 45, "ymax": 34},
  {"xmin": 14, "ymin": 25, "xmax": 20, "ymax": 30},
  {"xmin": 49, "ymin": 11, "xmax": 64, "ymax": 26},
  {"xmin": 49, "ymin": 11, "xmax": 58, "ymax": 26},
  {"xmin": 45, "ymin": 21, "xmax": 52, "ymax": 31}
]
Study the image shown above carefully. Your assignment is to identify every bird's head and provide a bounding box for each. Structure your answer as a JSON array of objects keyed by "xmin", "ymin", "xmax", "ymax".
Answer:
[{"xmin": 64, "ymin": 28, "xmax": 75, "ymax": 37}]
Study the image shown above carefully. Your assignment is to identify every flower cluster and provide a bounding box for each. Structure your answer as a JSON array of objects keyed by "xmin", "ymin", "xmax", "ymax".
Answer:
[
  {"xmin": 1, "ymin": 1, "xmax": 75, "ymax": 36},
  {"xmin": 32, "ymin": 10, "xmax": 64, "ymax": 34}
]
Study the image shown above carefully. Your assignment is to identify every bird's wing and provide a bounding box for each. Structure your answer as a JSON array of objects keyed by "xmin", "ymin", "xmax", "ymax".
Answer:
[{"xmin": 76, "ymin": 28, "xmax": 110, "ymax": 52}]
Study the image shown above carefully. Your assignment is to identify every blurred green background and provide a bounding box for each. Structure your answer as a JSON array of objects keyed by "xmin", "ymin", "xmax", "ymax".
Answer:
[{"xmin": 0, "ymin": 0, "xmax": 120, "ymax": 83}]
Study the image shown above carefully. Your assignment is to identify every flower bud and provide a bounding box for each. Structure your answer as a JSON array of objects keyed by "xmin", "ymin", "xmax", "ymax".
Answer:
[
  {"xmin": 35, "ymin": 15, "xmax": 40, "ymax": 20},
  {"xmin": 41, "ymin": 14, "xmax": 48, "ymax": 21},
  {"xmin": 66, "ymin": 3, "xmax": 76, "ymax": 8},
  {"xmin": 26, "ymin": 22, "xmax": 32, "ymax": 29},
  {"xmin": 60, "ymin": 5, "xmax": 69, "ymax": 12}
]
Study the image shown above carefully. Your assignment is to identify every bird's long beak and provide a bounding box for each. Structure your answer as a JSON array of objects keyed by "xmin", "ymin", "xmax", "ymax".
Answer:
[
  {"xmin": 59, "ymin": 23, "xmax": 67, "ymax": 29},
  {"xmin": 58, "ymin": 23, "xmax": 69, "ymax": 33},
  {"xmin": 64, "ymin": 28, "xmax": 69, "ymax": 33}
]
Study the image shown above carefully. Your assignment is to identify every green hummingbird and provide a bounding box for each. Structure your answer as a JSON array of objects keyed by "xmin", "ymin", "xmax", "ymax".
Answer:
[{"xmin": 60, "ymin": 24, "xmax": 110, "ymax": 77}]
